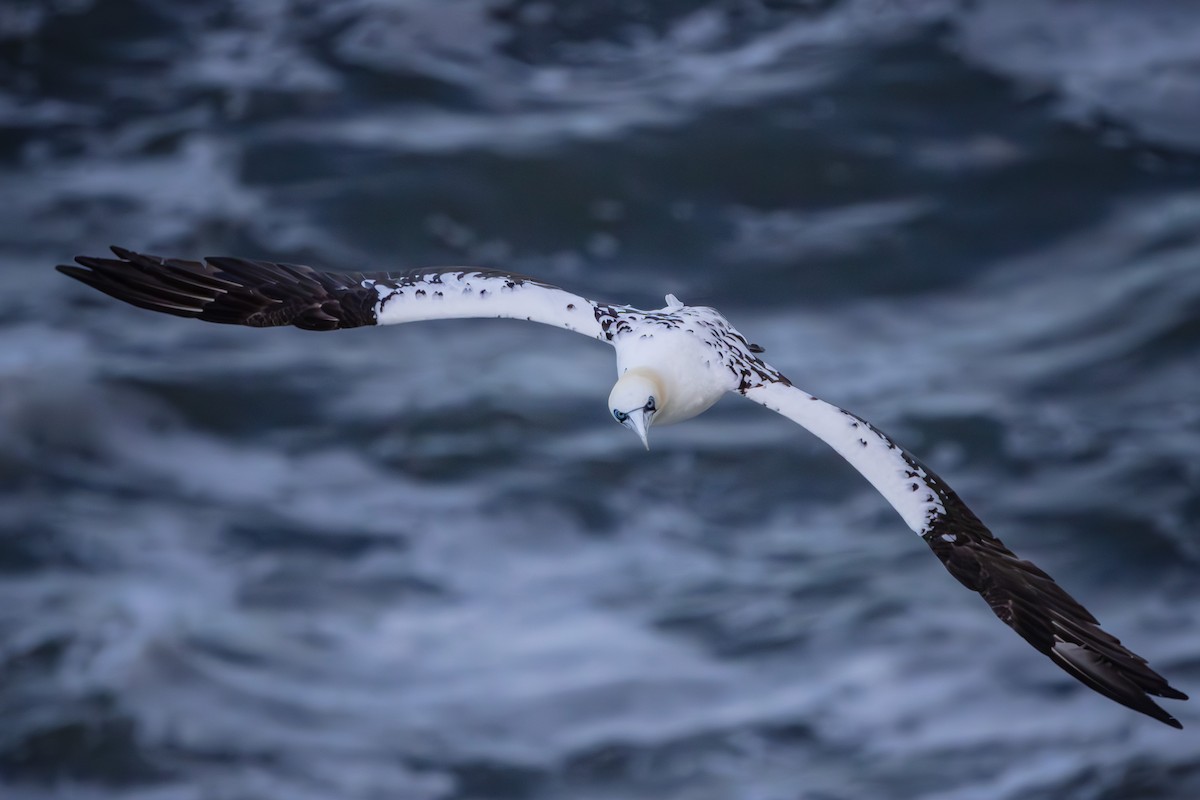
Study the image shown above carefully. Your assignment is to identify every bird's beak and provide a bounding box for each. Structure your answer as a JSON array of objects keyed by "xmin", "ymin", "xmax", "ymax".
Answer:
[{"xmin": 624, "ymin": 409, "xmax": 651, "ymax": 450}]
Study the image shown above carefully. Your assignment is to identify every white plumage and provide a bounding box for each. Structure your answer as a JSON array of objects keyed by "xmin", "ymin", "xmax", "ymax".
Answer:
[{"xmin": 56, "ymin": 247, "xmax": 1188, "ymax": 729}]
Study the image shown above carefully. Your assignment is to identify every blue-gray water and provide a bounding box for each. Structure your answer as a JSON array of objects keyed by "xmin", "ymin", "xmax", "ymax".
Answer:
[{"xmin": 2, "ymin": 1, "xmax": 1200, "ymax": 798}]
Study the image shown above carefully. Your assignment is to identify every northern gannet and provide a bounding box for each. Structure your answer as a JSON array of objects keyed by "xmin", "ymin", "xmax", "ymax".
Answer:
[{"xmin": 58, "ymin": 247, "xmax": 1188, "ymax": 728}]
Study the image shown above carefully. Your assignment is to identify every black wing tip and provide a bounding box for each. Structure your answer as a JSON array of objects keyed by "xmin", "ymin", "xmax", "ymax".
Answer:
[
  {"xmin": 57, "ymin": 245, "xmax": 145, "ymax": 273},
  {"xmin": 1165, "ymin": 686, "xmax": 1189, "ymax": 701},
  {"xmin": 1138, "ymin": 694, "xmax": 1184, "ymax": 729},
  {"xmin": 1115, "ymin": 682, "xmax": 1186, "ymax": 729},
  {"xmin": 1117, "ymin": 675, "xmax": 1188, "ymax": 729},
  {"xmin": 55, "ymin": 263, "xmax": 87, "ymax": 278},
  {"xmin": 58, "ymin": 246, "xmax": 379, "ymax": 330},
  {"xmin": 922, "ymin": 496, "xmax": 1189, "ymax": 730},
  {"xmin": 1145, "ymin": 683, "xmax": 1187, "ymax": 728}
]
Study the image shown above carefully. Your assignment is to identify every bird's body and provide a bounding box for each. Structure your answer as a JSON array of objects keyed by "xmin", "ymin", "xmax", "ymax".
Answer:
[
  {"xmin": 57, "ymin": 247, "xmax": 1189, "ymax": 729},
  {"xmin": 609, "ymin": 304, "xmax": 760, "ymax": 426}
]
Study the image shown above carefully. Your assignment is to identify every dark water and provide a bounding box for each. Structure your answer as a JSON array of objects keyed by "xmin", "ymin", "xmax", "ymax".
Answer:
[{"xmin": 3, "ymin": 1, "xmax": 1200, "ymax": 798}]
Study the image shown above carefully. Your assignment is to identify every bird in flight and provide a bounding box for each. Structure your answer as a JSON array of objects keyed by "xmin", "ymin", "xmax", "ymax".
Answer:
[{"xmin": 59, "ymin": 246, "xmax": 1188, "ymax": 728}]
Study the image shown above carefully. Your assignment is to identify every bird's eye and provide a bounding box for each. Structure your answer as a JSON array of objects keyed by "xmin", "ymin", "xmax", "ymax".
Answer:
[
  {"xmin": 613, "ymin": 409, "xmax": 628, "ymax": 422},
  {"xmin": 645, "ymin": 397, "xmax": 656, "ymax": 412}
]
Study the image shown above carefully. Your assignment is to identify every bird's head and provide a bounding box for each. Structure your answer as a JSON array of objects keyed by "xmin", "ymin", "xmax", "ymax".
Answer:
[{"xmin": 607, "ymin": 368, "xmax": 664, "ymax": 450}]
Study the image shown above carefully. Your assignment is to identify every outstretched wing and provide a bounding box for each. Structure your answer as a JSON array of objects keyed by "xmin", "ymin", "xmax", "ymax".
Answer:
[
  {"xmin": 740, "ymin": 378, "xmax": 1188, "ymax": 728},
  {"xmin": 57, "ymin": 247, "xmax": 608, "ymax": 340}
]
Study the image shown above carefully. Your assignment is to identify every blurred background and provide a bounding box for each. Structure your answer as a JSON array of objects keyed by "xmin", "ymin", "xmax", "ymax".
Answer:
[{"xmin": 2, "ymin": 1, "xmax": 1200, "ymax": 798}]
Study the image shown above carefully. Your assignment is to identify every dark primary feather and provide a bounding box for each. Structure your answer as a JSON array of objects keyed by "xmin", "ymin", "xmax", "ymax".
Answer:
[
  {"xmin": 920, "ymin": 466, "xmax": 1188, "ymax": 728},
  {"xmin": 57, "ymin": 247, "xmax": 382, "ymax": 331}
]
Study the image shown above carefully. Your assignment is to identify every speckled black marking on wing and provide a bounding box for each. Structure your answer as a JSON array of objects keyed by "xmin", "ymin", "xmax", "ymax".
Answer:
[
  {"xmin": 57, "ymin": 247, "xmax": 562, "ymax": 332},
  {"xmin": 920, "ymin": 465, "xmax": 1187, "ymax": 728}
]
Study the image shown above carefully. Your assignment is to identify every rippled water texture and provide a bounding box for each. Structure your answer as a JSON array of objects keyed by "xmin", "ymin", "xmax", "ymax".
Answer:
[{"xmin": 2, "ymin": 1, "xmax": 1200, "ymax": 798}]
